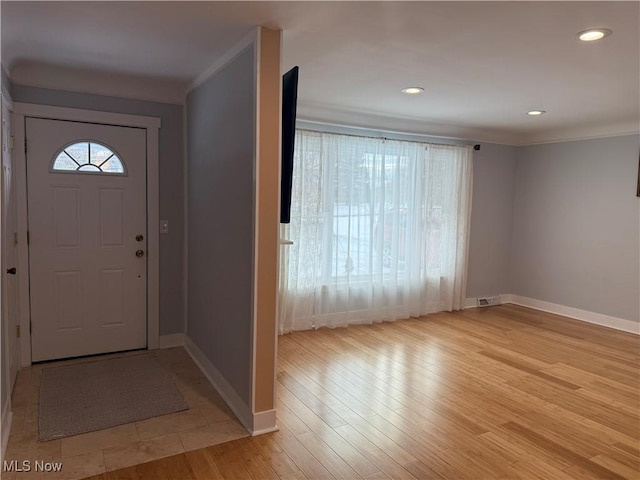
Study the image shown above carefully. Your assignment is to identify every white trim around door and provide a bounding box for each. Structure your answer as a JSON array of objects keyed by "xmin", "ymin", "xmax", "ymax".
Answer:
[{"xmin": 12, "ymin": 103, "xmax": 161, "ymax": 365}]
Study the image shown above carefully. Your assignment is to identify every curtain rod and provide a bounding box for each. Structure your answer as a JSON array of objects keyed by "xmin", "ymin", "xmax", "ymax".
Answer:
[{"xmin": 296, "ymin": 121, "xmax": 481, "ymax": 150}]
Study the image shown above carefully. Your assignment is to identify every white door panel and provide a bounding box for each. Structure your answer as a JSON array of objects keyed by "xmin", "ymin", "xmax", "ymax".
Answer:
[{"xmin": 27, "ymin": 117, "xmax": 147, "ymax": 362}]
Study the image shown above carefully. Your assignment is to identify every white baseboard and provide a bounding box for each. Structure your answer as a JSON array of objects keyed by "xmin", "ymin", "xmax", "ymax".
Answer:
[
  {"xmin": 251, "ymin": 409, "xmax": 278, "ymax": 436},
  {"xmin": 463, "ymin": 294, "xmax": 509, "ymax": 309},
  {"xmin": 465, "ymin": 294, "xmax": 639, "ymax": 334},
  {"xmin": 1, "ymin": 400, "xmax": 12, "ymax": 463},
  {"xmin": 158, "ymin": 333, "xmax": 185, "ymax": 349},
  {"xmin": 507, "ymin": 295, "xmax": 639, "ymax": 335},
  {"xmin": 183, "ymin": 336, "xmax": 253, "ymax": 433},
  {"xmin": 500, "ymin": 294, "xmax": 514, "ymax": 304},
  {"xmin": 463, "ymin": 297, "xmax": 479, "ymax": 309},
  {"xmin": 183, "ymin": 336, "xmax": 279, "ymax": 435}
]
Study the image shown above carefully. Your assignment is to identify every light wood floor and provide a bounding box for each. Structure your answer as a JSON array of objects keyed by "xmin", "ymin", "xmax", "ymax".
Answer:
[{"xmin": 87, "ymin": 305, "xmax": 640, "ymax": 479}]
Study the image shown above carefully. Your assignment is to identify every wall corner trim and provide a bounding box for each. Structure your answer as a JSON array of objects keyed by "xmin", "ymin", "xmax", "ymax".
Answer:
[
  {"xmin": 186, "ymin": 28, "xmax": 258, "ymax": 94},
  {"xmin": 1, "ymin": 400, "xmax": 13, "ymax": 463},
  {"xmin": 251, "ymin": 24, "xmax": 281, "ymax": 421},
  {"xmin": 251, "ymin": 409, "xmax": 278, "ymax": 436},
  {"xmin": 184, "ymin": 336, "xmax": 253, "ymax": 433},
  {"xmin": 158, "ymin": 333, "xmax": 185, "ymax": 349}
]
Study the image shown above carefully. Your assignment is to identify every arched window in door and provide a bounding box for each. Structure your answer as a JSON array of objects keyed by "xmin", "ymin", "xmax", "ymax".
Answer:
[{"xmin": 52, "ymin": 141, "xmax": 126, "ymax": 175}]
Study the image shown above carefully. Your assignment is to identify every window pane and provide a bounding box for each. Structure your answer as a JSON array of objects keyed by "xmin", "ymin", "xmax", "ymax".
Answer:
[
  {"xmin": 64, "ymin": 142, "xmax": 89, "ymax": 165},
  {"xmin": 90, "ymin": 142, "xmax": 114, "ymax": 166},
  {"xmin": 78, "ymin": 164, "xmax": 101, "ymax": 172},
  {"xmin": 52, "ymin": 153, "xmax": 78, "ymax": 171},
  {"xmin": 101, "ymin": 157, "xmax": 125, "ymax": 173}
]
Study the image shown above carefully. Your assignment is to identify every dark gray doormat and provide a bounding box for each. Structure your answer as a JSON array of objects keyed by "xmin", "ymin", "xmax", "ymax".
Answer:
[{"xmin": 39, "ymin": 353, "xmax": 188, "ymax": 441}]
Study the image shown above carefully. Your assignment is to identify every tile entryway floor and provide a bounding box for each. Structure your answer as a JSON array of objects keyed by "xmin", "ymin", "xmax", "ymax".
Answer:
[{"xmin": 3, "ymin": 347, "xmax": 248, "ymax": 480}]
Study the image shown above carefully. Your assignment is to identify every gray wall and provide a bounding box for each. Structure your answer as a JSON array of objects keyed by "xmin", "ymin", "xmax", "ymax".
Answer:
[
  {"xmin": 186, "ymin": 47, "xmax": 255, "ymax": 406},
  {"xmin": 466, "ymin": 143, "xmax": 518, "ymax": 298},
  {"xmin": 11, "ymin": 85, "xmax": 185, "ymax": 335},
  {"xmin": 511, "ymin": 135, "xmax": 640, "ymax": 322}
]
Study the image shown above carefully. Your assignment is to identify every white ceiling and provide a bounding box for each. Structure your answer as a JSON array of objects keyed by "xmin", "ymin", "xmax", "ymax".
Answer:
[{"xmin": 2, "ymin": 1, "xmax": 639, "ymax": 145}]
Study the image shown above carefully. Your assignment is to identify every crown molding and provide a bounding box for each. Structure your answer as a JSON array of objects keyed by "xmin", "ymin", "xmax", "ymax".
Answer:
[
  {"xmin": 186, "ymin": 28, "xmax": 258, "ymax": 95},
  {"xmin": 298, "ymin": 102, "xmax": 640, "ymax": 147},
  {"xmin": 1, "ymin": 64, "xmax": 10, "ymax": 83},
  {"xmin": 297, "ymin": 102, "xmax": 521, "ymax": 146},
  {"xmin": 297, "ymin": 119, "xmax": 476, "ymax": 147},
  {"xmin": 516, "ymin": 121, "xmax": 640, "ymax": 146}
]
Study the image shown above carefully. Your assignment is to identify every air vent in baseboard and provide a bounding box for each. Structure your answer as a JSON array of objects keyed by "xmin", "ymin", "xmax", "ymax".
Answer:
[{"xmin": 477, "ymin": 296, "xmax": 502, "ymax": 307}]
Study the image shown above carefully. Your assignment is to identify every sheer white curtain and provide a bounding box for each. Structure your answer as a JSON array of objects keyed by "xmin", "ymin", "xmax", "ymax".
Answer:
[{"xmin": 279, "ymin": 130, "xmax": 473, "ymax": 334}]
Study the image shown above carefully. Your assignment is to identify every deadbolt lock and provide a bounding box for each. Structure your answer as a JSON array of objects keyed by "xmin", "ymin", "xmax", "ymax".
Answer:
[
  {"xmin": 136, "ymin": 234, "xmax": 144, "ymax": 242},
  {"xmin": 136, "ymin": 250, "xmax": 145, "ymax": 257}
]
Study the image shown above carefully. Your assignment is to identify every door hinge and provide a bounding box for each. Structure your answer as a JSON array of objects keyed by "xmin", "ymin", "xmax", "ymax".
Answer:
[
  {"xmin": 9, "ymin": 136, "xmax": 15, "ymax": 151},
  {"xmin": 13, "ymin": 232, "xmax": 18, "ymax": 246},
  {"xmin": 24, "ymin": 138, "xmax": 27, "ymax": 154},
  {"xmin": 27, "ymin": 230, "xmax": 30, "ymax": 245},
  {"xmin": 16, "ymin": 325, "xmax": 20, "ymax": 338}
]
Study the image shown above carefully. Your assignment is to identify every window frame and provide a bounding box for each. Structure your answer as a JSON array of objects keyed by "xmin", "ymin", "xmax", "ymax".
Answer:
[{"xmin": 50, "ymin": 139, "xmax": 128, "ymax": 176}]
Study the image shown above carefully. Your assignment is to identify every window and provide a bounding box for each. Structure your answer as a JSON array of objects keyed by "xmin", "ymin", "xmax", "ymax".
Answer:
[
  {"xmin": 52, "ymin": 142, "xmax": 126, "ymax": 175},
  {"xmin": 279, "ymin": 129, "xmax": 473, "ymax": 333},
  {"xmin": 289, "ymin": 132, "xmax": 454, "ymax": 281}
]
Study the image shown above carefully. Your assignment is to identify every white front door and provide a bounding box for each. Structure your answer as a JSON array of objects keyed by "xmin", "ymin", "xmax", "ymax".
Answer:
[
  {"xmin": 2, "ymin": 100, "xmax": 20, "ymax": 386},
  {"xmin": 27, "ymin": 117, "xmax": 147, "ymax": 362}
]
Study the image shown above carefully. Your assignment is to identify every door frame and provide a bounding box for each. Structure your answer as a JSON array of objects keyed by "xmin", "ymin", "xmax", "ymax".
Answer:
[
  {"xmin": 1, "ymin": 93, "xmax": 20, "ymax": 388},
  {"xmin": 13, "ymin": 103, "xmax": 161, "ymax": 366}
]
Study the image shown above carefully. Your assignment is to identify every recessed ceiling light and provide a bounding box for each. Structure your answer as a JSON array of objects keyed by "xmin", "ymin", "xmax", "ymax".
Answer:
[
  {"xmin": 577, "ymin": 28, "xmax": 612, "ymax": 42},
  {"xmin": 527, "ymin": 110, "xmax": 546, "ymax": 116},
  {"xmin": 401, "ymin": 87, "xmax": 424, "ymax": 95}
]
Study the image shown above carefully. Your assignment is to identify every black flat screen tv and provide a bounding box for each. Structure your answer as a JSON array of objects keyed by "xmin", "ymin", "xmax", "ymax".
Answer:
[{"xmin": 280, "ymin": 66, "xmax": 299, "ymax": 223}]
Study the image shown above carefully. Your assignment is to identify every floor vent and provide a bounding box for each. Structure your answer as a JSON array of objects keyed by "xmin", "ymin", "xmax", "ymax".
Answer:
[{"xmin": 477, "ymin": 296, "xmax": 502, "ymax": 307}]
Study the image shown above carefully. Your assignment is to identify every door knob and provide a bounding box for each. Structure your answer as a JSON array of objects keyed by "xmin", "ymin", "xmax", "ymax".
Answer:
[
  {"xmin": 136, "ymin": 234, "xmax": 144, "ymax": 242},
  {"xmin": 136, "ymin": 250, "xmax": 144, "ymax": 257},
  {"xmin": 6, "ymin": 267, "xmax": 16, "ymax": 275}
]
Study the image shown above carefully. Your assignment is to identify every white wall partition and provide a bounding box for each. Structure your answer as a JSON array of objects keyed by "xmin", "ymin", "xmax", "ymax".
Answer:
[{"xmin": 185, "ymin": 26, "xmax": 281, "ymax": 434}]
